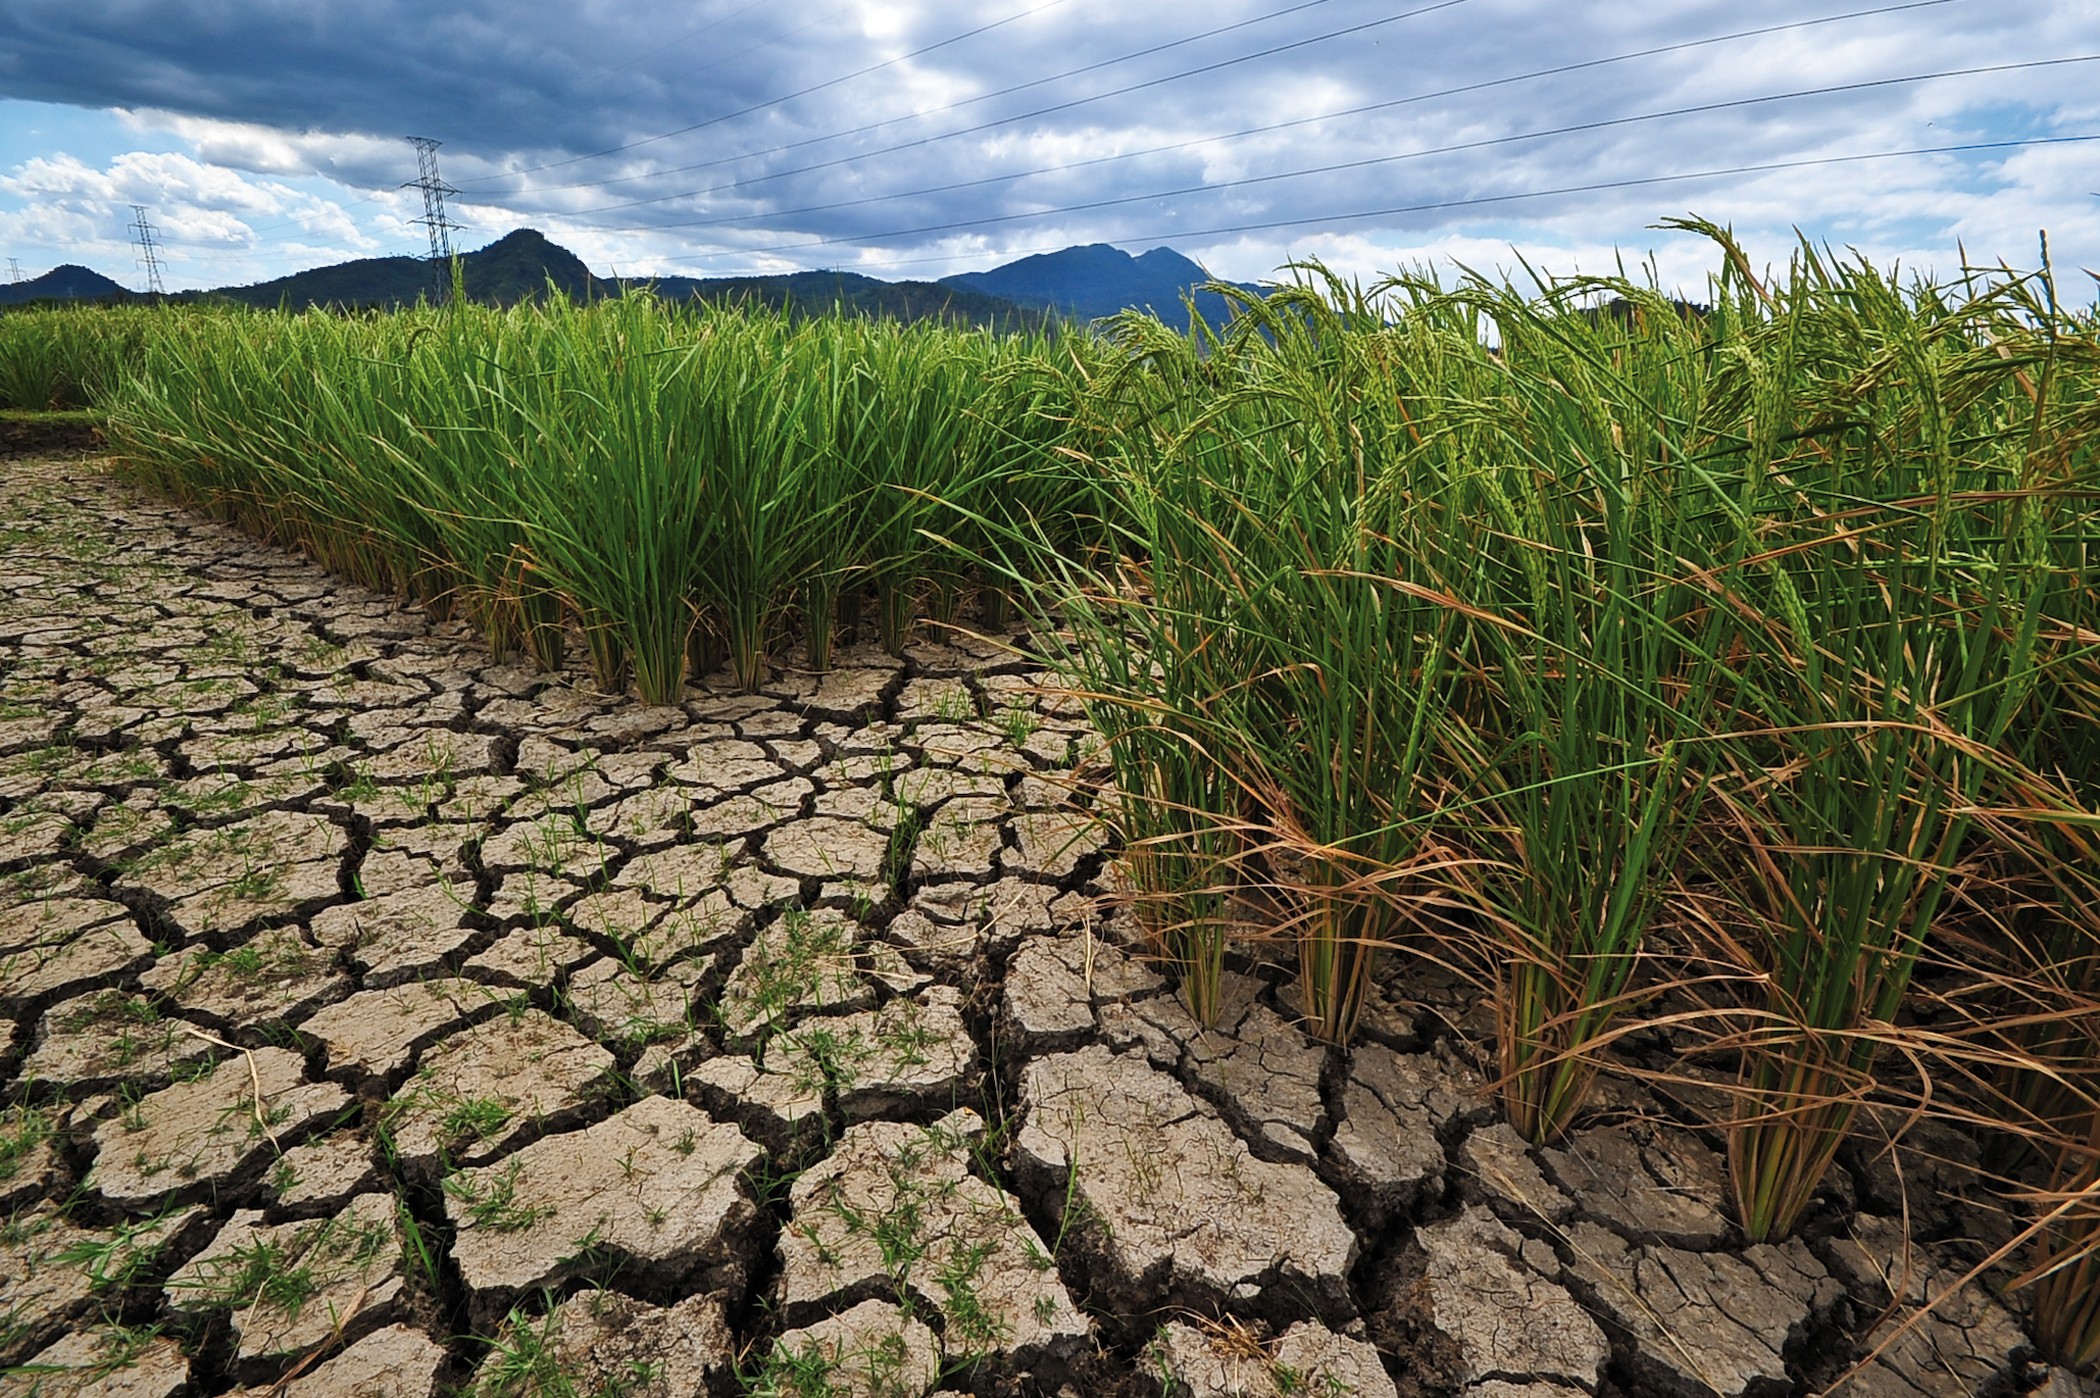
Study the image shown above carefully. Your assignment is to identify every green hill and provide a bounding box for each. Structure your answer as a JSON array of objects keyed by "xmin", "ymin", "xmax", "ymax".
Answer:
[
  {"xmin": 628, "ymin": 268, "xmax": 1054, "ymax": 331},
  {"xmin": 197, "ymin": 229, "xmax": 598, "ymax": 310}
]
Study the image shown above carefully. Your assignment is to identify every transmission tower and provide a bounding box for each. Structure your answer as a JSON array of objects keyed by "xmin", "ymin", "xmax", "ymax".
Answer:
[
  {"xmin": 403, "ymin": 137, "xmax": 465, "ymax": 301},
  {"xmin": 128, "ymin": 205, "xmax": 167, "ymax": 296},
  {"xmin": 6, "ymin": 259, "xmax": 21, "ymax": 285}
]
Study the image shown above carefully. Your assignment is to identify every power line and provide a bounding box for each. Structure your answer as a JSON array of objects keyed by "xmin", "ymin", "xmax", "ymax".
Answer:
[
  {"xmin": 470, "ymin": 0, "xmax": 1360, "ymax": 196},
  {"xmin": 228, "ymin": 0, "xmax": 1361, "ymax": 246},
  {"xmin": 652, "ymin": 133, "xmax": 2100, "ymax": 272},
  {"xmin": 128, "ymin": 205, "xmax": 166, "ymax": 295},
  {"xmin": 227, "ymin": 0, "xmax": 1961, "ymax": 256},
  {"xmin": 404, "ymin": 137, "xmax": 467, "ymax": 300},
  {"xmin": 522, "ymin": 0, "xmax": 1951, "ymax": 219},
  {"xmin": 584, "ymin": 51, "xmax": 2077, "ymax": 237},
  {"xmin": 508, "ymin": 0, "xmax": 1948, "ymax": 225},
  {"xmin": 458, "ymin": 0, "xmax": 1081, "ymax": 184}
]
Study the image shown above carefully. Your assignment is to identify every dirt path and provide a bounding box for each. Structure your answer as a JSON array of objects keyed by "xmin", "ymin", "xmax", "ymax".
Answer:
[{"xmin": 0, "ymin": 458, "xmax": 2071, "ymax": 1398}]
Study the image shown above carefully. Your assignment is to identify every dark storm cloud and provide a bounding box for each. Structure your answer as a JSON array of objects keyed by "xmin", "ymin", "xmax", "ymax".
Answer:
[{"xmin": 1, "ymin": 0, "xmax": 2094, "ymax": 285}]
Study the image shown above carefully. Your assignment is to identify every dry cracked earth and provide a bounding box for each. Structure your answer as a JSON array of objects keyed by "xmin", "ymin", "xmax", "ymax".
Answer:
[{"xmin": 0, "ymin": 453, "xmax": 2094, "ymax": 1398}]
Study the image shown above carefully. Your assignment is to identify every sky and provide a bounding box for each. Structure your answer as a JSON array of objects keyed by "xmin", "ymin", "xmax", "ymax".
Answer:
[{"xmin": 0, "ymin": 0, "xmax": 2095, "ymax": 298}]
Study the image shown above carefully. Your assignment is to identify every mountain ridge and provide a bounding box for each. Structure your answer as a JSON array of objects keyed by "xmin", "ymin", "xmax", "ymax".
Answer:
[
  {"xmin": 940, "ymin": 242, "xmax": 1260, "ymax": 329},
  {"xmin": 0, "ymin": 229, "xmax": 1259, "ymax": 330},
  {"xmin": 0, "ymin": 263, "xmax": 132, "ymax": 306}
]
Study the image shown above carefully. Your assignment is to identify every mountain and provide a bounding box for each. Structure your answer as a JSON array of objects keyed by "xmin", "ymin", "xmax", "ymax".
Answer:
[
  {"xmin": 0, "ymin": 264, "xmax": 132, "ymax": 306},
  {"xmin": 199, "ymin": 228, "xmax": 596, "ymax": 310},
  {"xmin": 0, "ymin": 232, "xmax": 1253, "ymax": 333},
  {"xmin": 941, "ymin": 243, "xmax": 1258, "ymax": 329},
  {"xmin": 628, "ymin": 268, "xmax": 1051, "ymax": 331}
]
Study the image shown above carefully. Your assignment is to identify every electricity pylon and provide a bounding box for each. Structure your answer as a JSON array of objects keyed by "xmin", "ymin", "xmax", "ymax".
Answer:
[
  {"xmin": 128, "ymin": 206, "xmax": 166, "ymax": 295},
  {"xmin": 403, "ymin": 137, "xmax": 465, "ymax": 302}
]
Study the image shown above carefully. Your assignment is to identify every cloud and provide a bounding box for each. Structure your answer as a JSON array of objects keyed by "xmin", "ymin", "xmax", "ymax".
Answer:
[{"xmin": 0, "ymin": 0, "xmax": 2093, "ymax": 289}]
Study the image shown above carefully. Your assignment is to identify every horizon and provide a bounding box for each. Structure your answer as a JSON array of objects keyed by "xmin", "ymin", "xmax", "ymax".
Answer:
[{"xmin": 1, "ymin": 2, "xmax": 2096, "ymax": 298}]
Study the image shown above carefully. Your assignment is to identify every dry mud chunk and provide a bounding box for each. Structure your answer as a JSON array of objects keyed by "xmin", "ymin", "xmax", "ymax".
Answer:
[
  {"xmin": 907, "ymin": 720, "xmax": 1010, "ymax": 770},
  {"xmin": 165, "ymin": 1192, "xmax": 406, "ymax": 1364},
  {"xmin": 300, "ymin": 977, "xmax": 492, "ymax": 1081},
  {"xmin": 1844, "ymin": 1112, "xmax": 1985, "ymax": 1242},
  {"xmin": 360, "ymin": 728, "xmax": 502, "ymax": 781},
  {"xmin": 1184, "ymin": 1001, "xmax": 1328, "ymax": 1166},
  {"xmin": 265, "ymin": 1131, "xmax": 379, "ymax": 1211},
  {"xmin": 463, "ymin": 921, "xmax": 598, "ymax": 987},
  {"xmin": 811, "ymin": 782, "xmax": 904, "ymax": 825},
  {"xmin": 433, "ymin": 773, "xmax": 526, "ymax": 825},
  {"xmin": 0, "ymin": 1105, "xmax": 66, "ymax": 1210},
  {"xmin": 1004, "ymin": 808, "xmax": 1107, "ymax": 880},
  {"xmin": 247, "ymin": 1323, "xmax": 447, "ymax": 1398},
  {"xmin": 910, "ymin": 796, "xmax": 1007, "ymax": 882},
  {"xmin": 1821, "ymin": 1214, "xmax": 2032, "ymax": 1397},
  {"xmin": 686, "ymin": 1051, "xmax": 827, "ymax": 1153},
  {"xmin": 576, "ymin": 884, "xmax": 746, "ymax": 968},
  {"xmin": 130, "ymin": 809, "xmax": 346, "ymax": 933},
  {"xmin": 764, "ymin": 815, "xmax": 890, "ymax": 882},
  {"xmin": 138, "ymin": 929, "xmax": 352, "ymax": 1031},
  {"xmin": 1328, "ymin": 1042, "xmax": 1488, "ymax": 1227},
  {"xmin": 0, "ymin": 918, "xmax": 151, "ymax": 1011},
  {"xmin": 311, "ymin": 886, "xmax": 479, "ymax": 988},
  {"xmin": 664, "ymin": 739, "xmax": 783, "ymax": 796},
  {"xmin": 88, "ymin": 1048, "xmax": 350, "ymax": 1207},
  {"xmin": 1000, "ymin": 934, "xmax": 1100, "ymax": 1053},
  {"xmin": 912, "ymin": 875, "xmax": 1069, "ymax": 952},
  {"xmin": 382, "ymin": 1009, "xmax": 615, "ymax": 1178},
  {"xmin": 470, "ymin": 1291, "xmax": 734, "ymax": 1398},
  {"xmin": 365, "ymin": 821, "xmax": 476, "ymax": 875},
  {"xmin": 1015, "ymin": 1044, "xmax": 1356, "ymax": 1322},
  {"xmin": 589, "ymin": 704, "xmax": 689, "ymax": 746},
  {"xmin": 799, "ymin": 985, "xmax": 974, "ymax": 1121},
  {"xmin": 353, "ymin": 849, "xmax": 447, "ymax": 899},
  {"xmin": 798, "ymin": 661, "xmax": 900, "ymax": 724},
  {"xmin": 1459, "ymin": 1121, "xmax": 1574, "ymax": 1224},
  {"xmin": 1563, "ymin": 1219, "xmax": 1839, "ymax": 1398},
  {"xmin": 1402, "ymin": 1206, "xmax": 1608, "ymax": 1393},
  {"xmin": 18, "ymin": 990, "xmax": 214, "ymax": 1093},
  {"xmin": 563, "ymin": 956, "xmax": 705, "ymax": 1050},
  {"xmin": 691, "ymin": 777, "xmax": 812, "ymax": 840},
  {"xmin": 892, "ymin": 763, "xmax": 1005, "ymax": 810},
  {"xmin": 737, "ymin": 706, "xmax": 805, "ymax": 740},
  {"xmin": 12, "ymin": 1326, "xmax": 191, "ymax": 1398},
  {"xmin": 478, "ymin": 815, "xmax": 617, "ymax": 880},
  {"xmin": 0, "ymin": 1206, "xmax": 203, "ymax": 1365},
  {"xmin": 768, "ymin": 1299, "xmax": 941, "ymax": 1398},
  {"xmin": 444, "ymin": 1095, "xmax": 761, "ymax": 1321},
  {"xmin": 897, "ymin": 676, "xmax": 975, "ymax": 723},
  {"xmin": 779, "ymin": 1109, "xmax": 1088, "ymax": 1367},
  {"xmin": 611, "ymin": 843, "xmax": 730, "ymax": 898},
  {"xmin": 1540, "ymin": 1123, "xmax": 1730, "ymax": 1250},
  {"xmin": 0, "ymin": 895, "xmax": 131, "ymax": 955},
  {"xmin": 717, "ymin": 908, "xmax": 876, "ymax": 1040},
  {"xmin": 1148, "ymin": 1319, "xmax": 1399, "ymax": 1398},
  {"xmin": 585, "ymin": 786, "xmax": 693, "ymax": 849}
]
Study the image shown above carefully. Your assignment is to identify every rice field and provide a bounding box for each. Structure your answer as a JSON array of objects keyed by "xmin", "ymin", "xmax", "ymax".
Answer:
[{"xmin": 7, "ymin": 221, "xmax": 2100, "ymax": 1370}]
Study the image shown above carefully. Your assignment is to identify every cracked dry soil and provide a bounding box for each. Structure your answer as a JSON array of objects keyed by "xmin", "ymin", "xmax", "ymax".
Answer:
[{"xmin": 0, "ymin": 455, "xmax": 2092, "ymax": 1398}]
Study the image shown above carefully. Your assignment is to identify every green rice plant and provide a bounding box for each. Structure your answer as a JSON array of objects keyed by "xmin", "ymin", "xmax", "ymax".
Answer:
[
  {"xmin": 1041, "ymin": 277, "xmax": 1490, "ymax": 1041},
  {"xmin": 1683, "ymin": 227, "xmax": 2064, "ymax": 1243},
  {"xmin": 478, "ymin": 294, "xmax": 729, "ymax": 700},
  {"xmin": 1386, "ymin": 271, "xmax": 1728, "ymax": 1142},
  {"xmin": 837, "ymin": 320, "xmax": 986, "ymax": 655},
  {"xmin": 690, "ymin": 313, "xmax": 846, "ymax": 688},
  {"xmin": 0, "ymin": 304, "xmax": 155, "ymax": 408}
]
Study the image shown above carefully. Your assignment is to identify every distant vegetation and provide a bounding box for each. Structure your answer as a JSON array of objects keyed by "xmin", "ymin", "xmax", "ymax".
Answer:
[
  {"xmin": 3, "ymin": 226, "xmax": 2098, "ymax": 1365},
  {"xmin": 0, "ymin": 231, "xmax": 1232, "ymax": 330}
]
